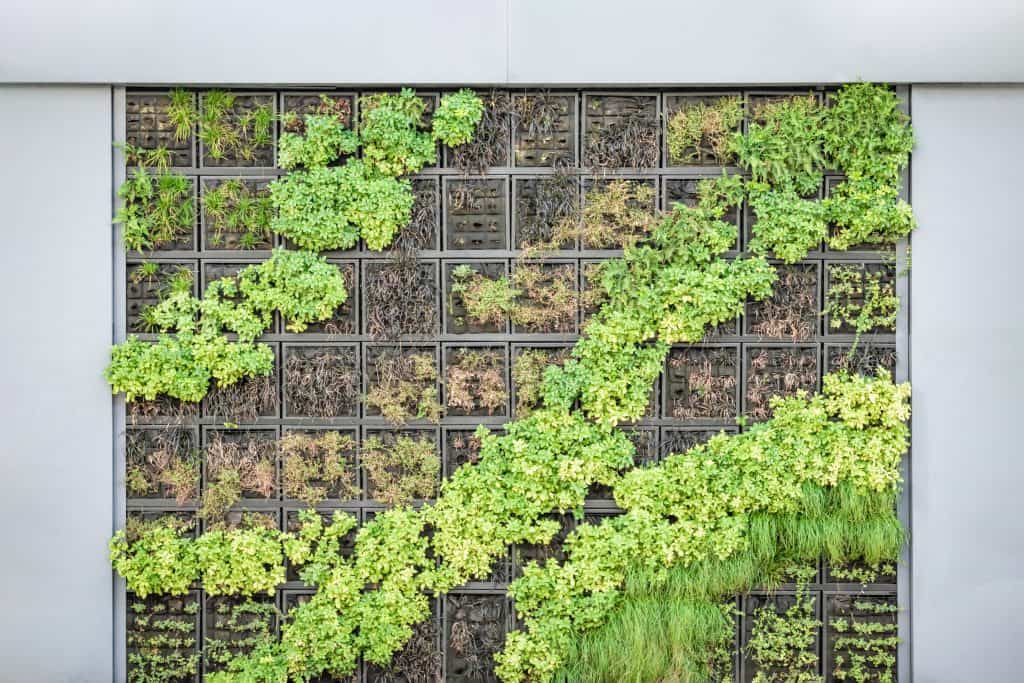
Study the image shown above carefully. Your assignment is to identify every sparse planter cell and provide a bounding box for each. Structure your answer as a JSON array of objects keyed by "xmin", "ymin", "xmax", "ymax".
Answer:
[
  {"xmin": 363, "ymin": 260, "xmax": 439, "ymax": 339},
  {"xmin": 127, "ymin": 394, "xmax": 200, "ymax": 426},
  {"xmin": 511, "ymin": 262, "xmax": 579, "ymax": 334},
  {"xmin": 200, "ymin": 429, "xmax": 278, "ymax": 525},
  {"xmin": 513, "ymin": 92, "xmax": 577, "ymax": 167},
  {"xmin": 444, "ymin": 428, "xmax": 504, "ymax": 479},
  {"xmin": 824, "ymin": 263, "xmax": 898, "ymax": 336},
  {"xmin": 364, "ymin": 346, "xmax": 441, "ymax": 425},
  {"xmin": 745, "ymin": 346, "xmax": 819, "ymax": 421},
  {"xmin": 511, "ymin": 345, "xmax": 572, "ymax": 417},
  {"xmin": 663, "ymin": 92, "xmax": 743, "ymax": 167},
  {"xmin": 582, "ymin": 93, "xmax": 659, "ymax": 169},
  {"xmin": 283, "ymin": 345, "xmax": 359, "ymax": 418},
  {"xmin": 826, "ymin": 344, "xmax": 897, "ymax": 377},
  {"xmin": 580, "ymin": 177, "xmax": 658, "ymax": 250},
  {"xmin": 199, "ymin": 91, "xmax": 276, "ymax": 167},
  {"xmin": 280, "ymin": 429, "xmax": 359, "ymax": 505},
  {"xmin": 513, "ymin": 174, "xmax": 581, "ymax": 249},
  {"xmin": 202, "ymin": 595, "xmax": 277, "ymax": 676},
  {"xmin": 742, "ymin": 592, "xmax": 822, "ymax": 683},
  {"xmin": 663, "ymin": 176, "xmax": 741, "ymax": 229},
  {"xmin": 126, "ymin": 261, "xmax": 197, "ymax": 333},
  {"xmin": 444, "ymin": 177, "xmax": 509, "ymax": 250},
  {"xmin": 824, "ymin": 560, "xmax": 897, "ymax": 586},
  {"xmin": 126, "ymin": 90, "xmax": 195, "ymax": 167},
  {"xmin": 126, "ymin": 426, "xmax": 200, "ymax": 504},
  {"xmin": 660, "ymin": 427, "xmax": 738, "ymax": 458},
  {"xmin": 826, "ymin": 593, "xmax": 898, "ymax": 683},
  {"xmin": 445, "ymin": 261, "xmax": 510, "ymax": 334},
  {"xmin": 200, "ymin": 177, "xmax": 274, "ymax": 250},
  {"xmin": 445, "ymin": 593, "xmax": 509, "ymax": 683},
  {"xmin": 664, "ymin": 346, "xmax": 740, "ymax": 421},
  {"xmin": 295, "ymin": 261, "xmax": 357, "ymax": 334},
  {"xmin": 388, "ymin": 177, "xmax": 440, "ymax": 254},
  {"xmin": 746, "ymin": 263, "xmax": 821, "ymax": 341},
  {"xmin": 362, "ymin": 429, "xmax": 440, "ymax": 505},
  {"xmin": 127, "ymin": 592, "xmax": 200, "ymax": 683},
  {"xmin": 443, "ymin": 346, "xmax": 508, "ymax": 417},
  {"xmin": 365, "ymin": 602, "xmax": 443, "ymax": 683},
  {"xmin": 445, "ymin": 89, "xmax": 513, "ymax": 172}
]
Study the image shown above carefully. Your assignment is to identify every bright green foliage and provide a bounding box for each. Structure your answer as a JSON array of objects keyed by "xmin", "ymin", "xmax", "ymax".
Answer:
[
  {"xmin": 195, "ymin": 526, "xmax": 286, "ymax": 597},
  {"xmin": 199, "ymin": 90, "xmax": 274, "ymax": 162},
  {"xmin": 433, "ymin": 89, "xmax": 485, "ymax": 147},
  {"xmin": 359, "ymin": 89, "xmax": 436, "ymax": 177},
  {"xmin": 270, "ymin": 166, "xmax": 360, "ymax": 251},
  {"xmin": 338, "ymin": 161, "xmax": 415, "ymax": 251},
  {"xmin": 202, "ymin": 179, "xmax": 274, "ymax": 249},
  {"xmin": 167, "ymin": 88, "xmax": 196, "ymax": 142},
  {"xmin": 109, "ymin": 518, "xmax": 198, "ymax": 598},
  {"xmin": 747, "ymin": 183, "xmax": 828, "ymax": 263},
  {"xmin": 278, "ymin": 114, "xmax": 358, "ymax": 170},
  {"xmin": 748, "ymin": 573, "xmax": 821, "ymax": 682},
  {"xmin": 731, "ymin": 94, "xmax": 825, "ymax": 196},
  {"xmin": 115, "ymin": 164, "xmax": 194, "ymax": 252},
  {"xmin": 666, "ymin": 95, "xmax": 744, "ymax": 165},
  {"xmin": 825, "ymin": 264, "xmax": 899, "ymax": 337},
  {"xmin": 497, "ymin": 372, "xmax": 910, "ymax": 682}
]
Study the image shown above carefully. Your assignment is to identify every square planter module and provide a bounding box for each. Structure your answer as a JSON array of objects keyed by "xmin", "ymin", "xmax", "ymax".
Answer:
[
  {"xmin": 663, "ymin": 345, "xmax": 741, "ymax": 423},
  {"xmin": 361, "ymin": 427, "xmax": 441, "ymax": 507},
  {"xmin": 745, "ymin": 262, "xmax": 822, "ymax": 342},
  {"xmin": 280, "ymin": 91, "xmax": 357, "ymax": 166},
  {"xmin": 202, "ymin": 594, "xmax": 278, "ymax": 677},
  {"xmin": 443, "ymin": 89, "xmax": 514, "ymax": 172},
  {"xmin": 362, "ymin": 345, "xmax": 441, "ymax": 425},
  {"xmin": 200, "ymin": 261, "xmax": 280, "ymax": 334},
  {"xmin": 442, "ymin": 344, "xmax": 509, "ymax": 419},
  {"xmin": 823, "ymin": 559, "xmax": 898, "ymax": 587},
  {"xmin": 358, "ymin": 90, "xmax": 441, "ymax": 171},
  {"xmin": 660, "ymin": 426, "xmax": 738, "ymax": 459},
  {"xmin": 513, "ymin": 513, "xmax": 576, "ymax": 579},
  {"xmin": 662, "ymin": 92, "xmax": 744, "ymax": 167},
  {"xmin": 444, "ymin": 593, "xmax": 511, "ymax": 683},
  {"xmin": 512, "ymin": 174, "xmax": 582, "ymax": 250},
  {"xmin": 200, "ymin": 177, "xmax": 275, "ymax": 251},
  {"xmin": 824, "ymin": 593, "xmax": 898, "ymax": 683},
  {"xmin": 279, "ymin": 590, "xmax": 360, "ymax": 683},
  {"xmin": 581, "ymin": 92, "xmax": 660, "ymax": 170},
  {"xmin": 744, "ymin": 345, "xmax": 820, "ymax": 421},
  {"xmin": 362, "ymin": 259, "xmax": 440, "ymax": 339},
  {"xmin": 743, "ymin": 89, "xmax": 824, "ymax": 126},
  {"xmin": 741, "ymin": 591, "xmax": 823, "ymax": 683},
  {"xmin": 824, "ymin": 175, "xmax": 899, "ymax": 254},
  {"xmin": 287, "ymin": 260, "xmax": 358, "ymax": 335},
  {"xmin": 443, "ymin": 176, "xmax": 509, "ymax": 251},
  {"xmin": 512, "ymin": 92, "xmax": 578, "ymax": 167},
  {"xmin": 744, "ymin": 183, "xmax": 825, "ymax": 256},
  {"xmin": 509, "ymin": 343, "xmax": 573, "ymax": 418},
  {"xmin": 126, "ymin": 260, "xmax": 197, "ymax": 334},
  {"xmin": 123, "ymin": 172, "xmax": 198, "ymax": 254},
  {"xmin": 126, "ymin": 425, "xmax": 200, "ymax": 505},
  {"xmin": 126, "ymin": 90, "xmax": 196, "ymax": 168},
  {"xmin": 825, "ymin": 343, "xmax": 897, "ymax": 377},
  {"xmin": 580, "ymin": 176, "xmax": 659, "ymax": 251},
  {"xmin": 200, "ymin": 427, "xmax": 280, "ymax": 521},
  {"xmin": 198, "ymin": 91, "xmax": 276, "ymax": 168},
  {"xmin": 279, "ymin": 428, "xmax": 360, "ymax": 506},
  {"xmin": 127, "ymin": 591, "xmax": 200, "ymax": 683},
  {"xmin": 201, "ymin": 342, "xmax": 280, "ymax": 423},
  {"xmin": 510, "ymin": 260, "xmax": 580, "ymax": 335},
  {"xmin": 364, "ymin": 599, "xmax": 443, "ymax": 682},
  {"xmin": 586, "ymin": 427, "xmax": 658, "ymax": 504},
  {"xmin": 443, "ymin": 427, "xmax": 505, "ymax": 479},
  {"xmin": 282, "ymin": 344, "xmax": 360, "ymax": 419},
  {"xmin": 283, "ymin": 508, "xmax": 360, "ymax": 584},
  {"xmin": 824, "ymin": 261, "xmax": 898, "ymax": 336},
  {"xmin": 384, "ymin": 176, "xmax": 441, "ymax": 253},
  {"xmin": 662, "ymin": 175, "xmax": 741, "ymax": 234},
  {"xmin": 444, "ymin": 260, "xmax": 510, "ymax": 335}
]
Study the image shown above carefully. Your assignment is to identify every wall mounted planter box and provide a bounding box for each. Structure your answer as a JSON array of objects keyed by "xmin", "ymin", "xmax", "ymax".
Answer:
[
  {"xmin": 199, "ymin": 177, "xmax": 275, "ymax": 252},
  {"xmin": 513, "ymin": 513, "xmax": 576, "ymax": 579},
  {"xmin": 284, "ymin": 508, "xmax": 360, "ymax": 584},
  {"xmin": 587, "ymin": 426, "xmax": 658, "ymax": 503},
  {"xmin": 744, "ymin": 345, "xmax": 820, "ymax": 421},
  {"xmin": 824, "ymin": 592, "xmax": 898, "ymax": 683},
  {"xmin": 362, "ymin": 259, "xmax": 440, "ymax": 339},
  {"xmin": 744, "ymin": 184, "xmax": 825, "ymax": 256},
  {"xmin": 290, "ymin": 261, "xmax": 358, "ymax": 335},
  {"xmin": 126, "ymin": 425, "xmax": 200, "ymax": 504},
  {"xmin": 581, "ymin": 175, "xmax": 658, "ymax": 251},
  {"xmin": 443, "ymin": 177, "xmax": 509, "ymax": 251},
  {"xmin": 662, "ymin": 175, "xmax": 741, "ymax": 234},
  {"xmin": 442, "ymin": 89, "xmax": 513, "ymax": 172},
  {"xmin": 664, "ymin": 344, "xmax": 741, "ymax": 423},
  {"xmin": 282, "ymin": 344, "xmax": 360, "ymax": 419},
  {"xmin": 199, "ymin": 91, "xmax": 277, "ymax": 168},
  {"xmin": 444, "ymin": 593, "xmax": 511, "ymax": 683},
  {"xmin": 510, "ymin": 343, "xmax": 573, "ymax": 418},
  {"xmin": 364, "ymin": 599, "xmax": 443, "ymax": 683},
  {"xmin": 662, "ymin": 92, "xmax": 743, "ymax": 168},
  {"xmin": 126, "ymin": 90, "xmax": 195, "ymax": 168},
  {"xmin": 581, "ymin": 93, "xmax": 660, "ymax": 170},
  {"xmin": 382, "ymin": 176, "xmax": 441, "ymax": 254},
  {"xmin": 824, "ymin": 261, "xmax": 898, "ymax": 336},
  {"xmin": 745, "ymin": 262, "xmax": 822, "ymax": 341},
  {"xmin": 280, "ymin": 91, "xmax": 357, "ymax": 167},
  {"xmin": 511, "ymin": 260, "xmax": 579, "ymax": 335},
  {"xmin": 124, "ymin": 173, "xmax": 198, "ymax": 254},
  {"xmin": 361, "ymin": 427, "xmax": 441, "ymax": 506},
  {"xmin": 512, "ymin": 175, "xmax": 582, "ymax": 251},
  {"xmin": 825, "ymin": 343, "xmax": 898, "ymax": 377},
  {"xmin": 444, "ymin": 260, "xmax": 510, "ymax": 335},
  {"xmin": 362, "ymin": 345, "xmax": 440, "ymax": 424},
  {"xmin": 280, "ymin": 427, "xmax": 360, "ymax": 506},
  {"xmin": 201, "ymin": 343, "xmax": 280, "ymax": 423},
  {"xmin": 512, "ymin": 92, "xmax": 578, "ymax": 168},
  {"xmin": 442, "ymin": 344, "xmax": 510, "ymax": 418},
  {"xmin": 202, "ymin": 594, "xmax": 278, "ymax": 677},
  {"xmin": 824, "ymin": 176, "xmax": 898, "ymax": 254},
  {"xmin": 741, "ymin": 591, "xmax": 823, "ymax": 683},
  {"xmin": 126, "ymin": 260, "xmax": 198, "ymax": 334},
  {"xmin": 127, "ymin": 591, "xmax": 200, "ymax": 683}
]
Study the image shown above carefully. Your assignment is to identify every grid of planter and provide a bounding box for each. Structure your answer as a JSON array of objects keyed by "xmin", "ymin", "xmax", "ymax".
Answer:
[{"xmin": 122, "ymin": 86, "xmax": 901, "ymax": 682}]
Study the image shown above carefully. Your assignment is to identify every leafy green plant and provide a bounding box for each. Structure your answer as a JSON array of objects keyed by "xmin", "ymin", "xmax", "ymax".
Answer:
[
  {"xmin": 825, "ymin": 265, "xmax": 899, "ymax": 340},
  {"xmin": 202, "ymin": 179, "xmax": 273, "ymax": 249},
  {"xmin": 200, "ymin": 90, "xmax": 274, "ymax": 163},
  {"xmin": 199, "ymin": 434, "xmax": 277, "ymax": 524},
  {"xmin": 115, "ymin": 156, "xmax": 194, "ymax": 252},
  {"xmin": 281, "ymin": 431, "xmax": 359, "ymax": 505},
  {"xmin": 362, "ymin": 435, "xmax": 440, "ymax": 505},
  {"xmin": 110, "ymin": 517, "xmax": 199, "ymax": 598},
  {"xmin": 433, "ymin": 88, "xmax": 485, "ymax": 147},
  {"xmin": 747, "ymin": 579, "xmax": 821, "ymax": 682},
  {"xmin": 512, "ymin": 348, "xmax": 571, "ymax": 417},
  {"xmin": 359, "ymin": 89, "xmax": 436, "ymax": 177},
  {"xmin": 666, "ymin": 95, "xmax": 744, "ymax": 165},
  {"xmin": 195, "ymin": 522, "xmax": 285, "ymax": 596},
  {"xmin": 166, "ymin": 88, "xmax": 197, "ymax": 143},
  {"xmin": 747, "ymin": 183, "xmax": 828, "ymax": 263}
]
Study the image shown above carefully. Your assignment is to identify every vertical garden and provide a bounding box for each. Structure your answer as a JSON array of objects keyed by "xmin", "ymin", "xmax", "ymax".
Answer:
[{"xmin": 110, "ymin": 83, "xmax": 913, "ymax": 682}]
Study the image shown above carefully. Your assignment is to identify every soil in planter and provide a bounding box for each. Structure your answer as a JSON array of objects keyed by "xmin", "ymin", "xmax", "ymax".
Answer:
[
  {"xmin": 365, "ymin": 347, "xmax": 442, "ymax": 425},
  {"xmin": 824, "ymin": 263, "xmax": 898, "ymax": 336},
  {"xmin": 126, "ymin": 426, "xmax": 199, "ymax": 504},
  {"xmin": 365, "ymin": 608, "xmax": 443, "ymax": 683},
  {"xmin": 583, "ymin": 94, "xmax": 659, "ymax": 169},
  {"xmin": 389, "ymin": 178, "xmax": 439, "ymax": 254},
  {"xmin": 280, "ymin": 430, "xmax": 359, "ymax": 505},
  {"xmin": 514, "ymin": 170, "xmax": 580, "ymax": 249},
  {"xmin": 826, "ymin": 594, "xmax": 898, "ymax": 683},
  {"xmin": 578, "ymin": 178, "xmax": 659, "ymax": 249},
  {"xmin": 511, "ymin": 346, "xmax": 572, "ymax": 417},
  {"xmin": 510, "ymin": 263, "xmax": 579, "ymax": 334},
  {"xmin": 444, "ymin": 428, "xmax": 504, "ymax": 477},
  {"xmin": 362, "ymin": 431, "xmax": 440, "ymax": 505},
  {"xmin": 445, "ymin": 178, "xmax": 508, "ymax": 250},
  {"xmin": 446, "ymin": 262, "xmax": 509, "ymax": 334},
  {"xmin": 513, "ymin": 514, "xmax": 576, "ymax": 577},
  {"xmin": 665, "ymin": 347, "xmax": 739, "ymax": 420},
  {"xmin": 448, "ymin": 89, "xmax": 513, "ymax": 173},
  {"xmin": 200, "ymin": 431, "xmax": 278, "ymax": 525},
  {"xmin": 203, "ymin": 595, "xmax": 278, "ymax": 675},
  {"xmin": 663, "ymin": 94, "xmax": 744, "ymax": 166},
  {"xmin": 283, "ymin": 346, "xmax": 359, "ymax": 418},
  {"xmin": 746, "ymin": 348, "xmax": 818, "ymax": 421},
  {"xmin": 747, "ymin": 264, "xmax": 820, "ymax": 341},
  {"xmin": 445, "ymin": 348, "xmax": 508, "ymax": 417},
  {"xmin": 513, "ymin": 92, "xmax": 576, "ymax": 167},
  {"xmin": 199, "ymin": 91, "xmax": 275, "ymax": 167},
  {"xmin": 743, "ymin": 591, "xmax": 822, "ymax": 683},
  {"xmin": 296, "ymin": 262, "xmax": 357, "ymax": 334},
  {"xmin": 201, "ymin": 177, "xmax": 274, "ymax": 250},
  {"xmin": 665, "ymin": 177, "xmax": 741, "ymax": 229},
  {"xmin": 365, "ymin": 259, "xmax": 438, "ymax": 339},
  {"xmin": 127, "ymin": 592, "xmax": 199, "ymax": 683},
  {"xmin": 285, "ymin": 510, "xmax": 358, "ymax": 582},
  {"xmin": 127, "ymin": 262, "xmax": 197, "ymax": 333},
  {"xmin": 205, "ymin": 371, "xmax": 279, "ymax": 425},
  {"xmin": 446, "ymin": 594, "xmax": 508, "ymax": 683},
  {"xmin": 827, "ymin": 344, "xmax": 897, "ymax": 377},
  {"xmin": 126, "ymin": 90, "xmax": 195, "ymax": 167}
]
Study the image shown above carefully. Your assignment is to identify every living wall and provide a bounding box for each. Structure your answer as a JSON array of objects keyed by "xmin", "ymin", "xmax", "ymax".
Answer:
[{"xmin": 112, "ymin": 83, "xmax": 912, "ymax": 682}]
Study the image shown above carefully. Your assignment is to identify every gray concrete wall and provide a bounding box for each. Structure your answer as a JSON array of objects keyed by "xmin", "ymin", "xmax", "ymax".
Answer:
[
  {"xmin": 0, "ymin": 85, "xmax": 114, "ymax": 680},
  {"xmin": 909, "ymin": 85, "xmax": 1024, "ymax": 682},
  {"xmin": 2, "ymin": 0, "xmax": 1024, "ymax": 84}
]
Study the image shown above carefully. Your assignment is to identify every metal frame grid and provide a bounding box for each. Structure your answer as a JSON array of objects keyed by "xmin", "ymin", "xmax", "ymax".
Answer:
[{"xmin": 114, "ymin": 85, "xmax": 910, "ymax": 682}]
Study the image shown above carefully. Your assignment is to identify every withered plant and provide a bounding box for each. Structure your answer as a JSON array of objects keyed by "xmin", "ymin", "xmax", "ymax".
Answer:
[
  {"xmin": 510, "ymin": 264, "xmax": 578, "ymax": 334},
  {"xmin": 389, "ymin": 179, "xmax": 438, "ymax": 254},
  {"xmin": 365, "ymin": 349, "xmax": 442, "ymax": 425},
  {"xmin": 280, "ymin": 431, "xmax": 358, "ymax": 505},
  {"xmin": 126, "ymin": 428, "xmax": 200, "ymax": 504},
  {"xmin": 362, "ymin": 434, "xmax": 440, "ymax": 505},
  {"xmin": 284, "ymin": 347, "xmax": 358, "ymax": 418},
  {"xmin": 667, "ymin": 348, "xmax": 738, "ymax": 420},
  {"xmin": 748, "ymin": 265, "xmax": 819, "ymax": 341},
  {"xmin": 515, "ymin": 167, "xmax": 580, "ymax": 249},
  {"xmin": 450, "ymin": 90, "xmax": 513, "ymax": 173},
  {"xmin": 282, "ymin": 95, "xmax": 352, "ymax": 135},
  {"xmin": 447, "ymin": 595, "xmax": 506, "ymax": 680},
  {"xmin": 205, "ymin": 374, "xmax": 279, "ymax": 425},
  {"xmin": 368, "ymin": 617, "xmax": 443, "ymax": 682},
  {"xmin": 584, "ymin": 98, "xmax": 659, "ymax": 169},
  {"xmin": 366, "ymin": 259, "xmax": 438, "ymax": 339},
  {"xmin": 199, "ymin": 433, "xmax": 277, "ymax": 524},
  {"xmin": 445, "ymin": 349, "xmax": 507, "ymax": 415},
  {"xmin": 746, "ymin": 348, "xmax": 818, "ymax": 420},
  {"xmin": 828, "ymin": 344, "xmax": 897, "ymax": 377}
]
